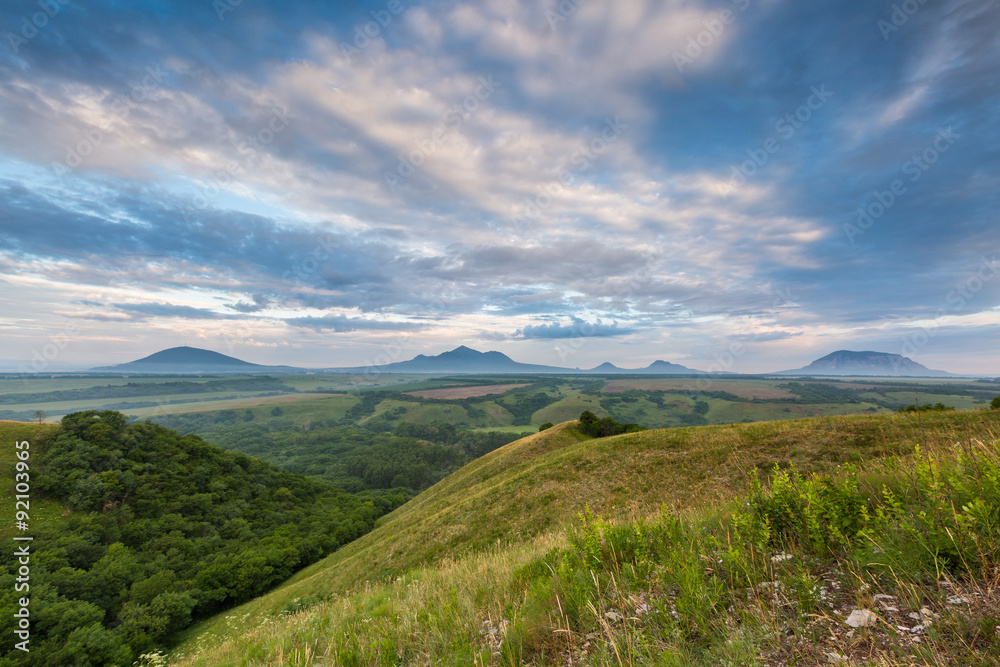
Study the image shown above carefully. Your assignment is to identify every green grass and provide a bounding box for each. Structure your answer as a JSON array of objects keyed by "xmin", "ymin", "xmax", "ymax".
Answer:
[
  {"xmin": 0, "ymin": 420, "xmax": 63, "ymax": 542},
  {"xmin": 883, "ymin": 391, "xmax": 985, "ymax": 410},
  {"xmin": 128, "ymin": 393, "xmax": 358, "ymax": 421},
  {"xmin": 169, "ymin": 409, "xmax": 1000, "ymax": 665},
  {"xmin": 532, "ymin": 391, "xmax": 606, "ymax": 425},
  {"xmin": 0, "ymin": 375, "xmax": 238, "ymax": 394}
]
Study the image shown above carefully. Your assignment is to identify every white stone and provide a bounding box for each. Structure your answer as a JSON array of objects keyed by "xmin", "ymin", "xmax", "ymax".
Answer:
[{"xmin": 845, "ymin": 609, "xmax": 878, "ymax": 628}]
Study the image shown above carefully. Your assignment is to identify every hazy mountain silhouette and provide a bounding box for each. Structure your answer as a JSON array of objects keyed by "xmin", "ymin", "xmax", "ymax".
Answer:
[
  {"xmin": 90, "ymin": 346, "xmax": 302, "ymax": 374},
  {"xmin": 773, "ymin": 350, "xmax": 952, "ymax": 377},
  {"xmin": 340, "ymin": 346, "xmax": 708, "ymax": 374}
]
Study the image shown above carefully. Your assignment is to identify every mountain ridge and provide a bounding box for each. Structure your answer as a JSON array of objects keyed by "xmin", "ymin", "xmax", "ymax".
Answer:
[
  {"xmin": 336, "ymin": 346, "xmax": 708, "ymax": 374},
  {"xmin": 87, "ymin": 345, "xmax": 959, "ymax": 377}
]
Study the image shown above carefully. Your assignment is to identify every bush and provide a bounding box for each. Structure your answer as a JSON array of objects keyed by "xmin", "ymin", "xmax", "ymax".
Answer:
[
  {"xmin": 577, "ymin": 411, "xmax": 645, "ymax": 438},
  {"xmin": 898, "ymin": 402, "xmax": 954, "ymax": 413},
  {"xmin": 991, "ymin": 395, "xmax": 1000, "ymax": 410},
  {"xmin": 538, "ymin": 423, "xmax": 554, "ymax": 432}
]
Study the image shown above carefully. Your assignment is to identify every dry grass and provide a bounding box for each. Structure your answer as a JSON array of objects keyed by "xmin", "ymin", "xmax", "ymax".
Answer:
[{"xmin": 170, "ymin": 410, "xmax": 1000, "ymax": 665}]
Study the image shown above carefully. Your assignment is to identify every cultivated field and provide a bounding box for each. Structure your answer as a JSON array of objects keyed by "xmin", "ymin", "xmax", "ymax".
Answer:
[
  {"xmin": 403, "ymin": 382, "xmax": 532, "ymax": 399},
  {"xmin": 602, "ymin": 378, "xmax": 796, "ymax": 399}
]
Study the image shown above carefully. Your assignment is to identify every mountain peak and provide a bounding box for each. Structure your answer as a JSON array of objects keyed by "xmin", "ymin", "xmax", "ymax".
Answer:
[
  {"xmin": 89, "ymin": 346, "xmax": 301, "ymax": 374},
  {"xmin": 438, "ymin": 346, "xmax": 514, "ymax": 361},
  {"xmin": 591, "ymin": 362, "xmax": 622, "ymax": 370},
  {"xmin": 130, "ymin": 346, "xmax": 260, "ymax": 366}
]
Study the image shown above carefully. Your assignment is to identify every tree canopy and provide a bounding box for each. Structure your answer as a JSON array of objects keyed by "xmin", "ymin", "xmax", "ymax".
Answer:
[{"xmin": 0, "ymin": 411, "xmax": 406, "ymax": 666}]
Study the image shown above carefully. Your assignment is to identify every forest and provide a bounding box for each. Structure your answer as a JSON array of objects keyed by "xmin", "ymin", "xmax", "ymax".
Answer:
[
  {"xmin": 0, "ymin": 411, "xmax": 406, "ymax": 666},
  {"xmin": 152, "ymin": 410, "xmax": 531, "ymax": 493}
]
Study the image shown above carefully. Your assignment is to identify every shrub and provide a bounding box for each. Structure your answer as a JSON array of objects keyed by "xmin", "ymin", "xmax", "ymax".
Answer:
[
  {"xmin": 577, "ymin": 410, "xmax": 645, "ymax": 438},
  {"xmin": 538, "ymin": 423, "xmax": 554, "ymax": 432}
]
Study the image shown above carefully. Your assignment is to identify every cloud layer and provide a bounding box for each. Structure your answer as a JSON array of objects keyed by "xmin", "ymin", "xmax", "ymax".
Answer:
[{"xmin": 0, "ymin": 0, "xmax": 997, "ymax": 373}]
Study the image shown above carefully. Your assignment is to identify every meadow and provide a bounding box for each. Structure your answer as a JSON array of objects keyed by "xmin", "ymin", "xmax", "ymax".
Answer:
[{"xmin": 166, "ymin": 408, "xmax": 1000, "ymax": 666}]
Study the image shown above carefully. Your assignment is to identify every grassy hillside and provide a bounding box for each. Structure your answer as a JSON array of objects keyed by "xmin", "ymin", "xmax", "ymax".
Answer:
[{"xmin": 170, "ymin": 409, "xmax": 1000, "ymax": 665}]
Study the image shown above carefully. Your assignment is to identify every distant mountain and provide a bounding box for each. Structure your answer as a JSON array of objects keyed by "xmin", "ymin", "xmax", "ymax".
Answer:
[
  {"xmin": 589, "ymin": 362, "xmax": 625, "ymax": 373},
  {"xmin": 773, "ymin": 350, "xmax": 953, "ymax": 377},
  {"xmin": 641, "ymin": 359, "xmax": 704, "ymax": 374},
  {"xmin": 349, "ymin": 345, "xmax": 569, "ymax": 374},
  {"xmin": 584, "ymin": 359, "xmax": 704, "ymax": 374},
  {"xmin": 340, "ymin": 346, "xmax": 709, "ymax": 375},
  {"xmin": 90, "ymin": 346, "xmax": 302, "ymax": 374}
]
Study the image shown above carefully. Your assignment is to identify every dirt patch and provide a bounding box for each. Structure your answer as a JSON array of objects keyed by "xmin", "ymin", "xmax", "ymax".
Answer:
[
  {"xmin": 404, "ymin": 383, "xmax": 532, "ymax": 399},
  {"xmin": 602, "ymin": 379, "xmax": 796, "ymax": 399}
]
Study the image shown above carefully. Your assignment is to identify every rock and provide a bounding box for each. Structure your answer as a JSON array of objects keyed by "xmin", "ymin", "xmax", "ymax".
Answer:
[
  {"xmin": 771, "ymin": 552, "xmax": 794, "ymax": 563},
  {"xmin": 947, "ymin": 595, "xmax": 969, "ymax": 605},
  {"xmin": 826, "ymin": 652, "xmax": 848, "ymax": 664},
  {"xmin": 845, "ymin": 609, "xmax": 878, "ymax": 628}
]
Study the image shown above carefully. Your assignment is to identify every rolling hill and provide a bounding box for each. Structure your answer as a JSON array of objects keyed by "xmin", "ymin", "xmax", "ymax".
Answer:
[{"xmin": 169, "ymin": 408, "xmax": 1000, "ymax": 666}]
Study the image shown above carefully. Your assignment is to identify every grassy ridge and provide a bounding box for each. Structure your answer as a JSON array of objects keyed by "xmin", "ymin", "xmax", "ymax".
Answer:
[{"xmin": 170, "ymin": 410, "xmax": 1000, "ymax": 664}]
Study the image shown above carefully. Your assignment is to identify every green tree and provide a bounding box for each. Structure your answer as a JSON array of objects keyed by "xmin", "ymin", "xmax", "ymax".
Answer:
[
  {"xmin": 34, "ymin": 409, "xmax": 47, "ymax": 423},
  {"xmin": 991, "ymin": 395, "xmax": 1000, "ymax": 410}
]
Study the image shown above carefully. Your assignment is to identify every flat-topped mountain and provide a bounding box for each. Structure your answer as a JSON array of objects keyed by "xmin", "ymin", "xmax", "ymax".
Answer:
[
  {"xmin": 774, "ymin": 350, "xmax": 953, "ymax": 377},
  {"xmin": 90, "ymin": 346, "xmax": 302, "ymax": 374}
]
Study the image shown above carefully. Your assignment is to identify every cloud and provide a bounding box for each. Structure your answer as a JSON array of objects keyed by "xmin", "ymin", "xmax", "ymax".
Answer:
[
  {"xmin": 730, "ymin": 330, "xmax": 803, "ymax": 343},
  {"xmin": 284, "ymin": 315, "xmax": 425, "ymax": 333},
  {"xmin": 111, "ymin": 302, "xmax": 234, "ymax": 320},
  {"xmin": 226, "ymin": 293, "xmax": 271, "ymax": 313},
  {"xmin": 0, "ymin": 0, "xmax": 996, "ymax": 372},
  {"xmin": 517, "ymin": 317, "xmax": 633, "ymax": 340}
]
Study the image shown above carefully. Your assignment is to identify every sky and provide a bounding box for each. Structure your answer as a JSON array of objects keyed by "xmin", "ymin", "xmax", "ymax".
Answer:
[{"xmin": 0, "ymin": 0, "xmax": 998, "ymax": 375}]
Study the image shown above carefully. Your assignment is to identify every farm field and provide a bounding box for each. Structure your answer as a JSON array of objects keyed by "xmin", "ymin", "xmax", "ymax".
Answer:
[
  {"xmin": 602, "ymin": 377, "xmax": 797, "ymax": 399},
  {"xmin": 403, "ymin": 382, "xmax": 532, "ymax": 399},
  {"xmin": 3, "ymin": 373, "xmax": 999, "ymax": 430}
]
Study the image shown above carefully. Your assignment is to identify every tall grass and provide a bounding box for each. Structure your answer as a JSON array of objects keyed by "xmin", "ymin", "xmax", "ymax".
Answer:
[{"xmin": 169, "ymin": 412, "xmax": 1000, "ymax": 666}]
